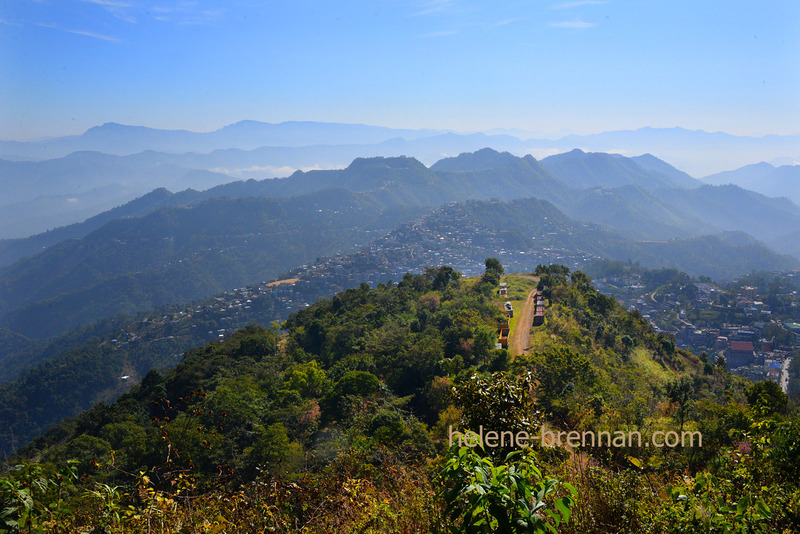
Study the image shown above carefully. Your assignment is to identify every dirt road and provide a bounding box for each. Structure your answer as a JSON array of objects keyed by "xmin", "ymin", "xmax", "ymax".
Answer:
[{"xmin": 510, "ymin": 275, "xmax": 539, "ymax": 357}]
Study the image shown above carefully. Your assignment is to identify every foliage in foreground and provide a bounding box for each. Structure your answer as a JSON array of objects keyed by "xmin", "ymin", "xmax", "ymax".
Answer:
[{"xmin": 439, "ymin": 445, "xmax": 575, "ymax": 533}]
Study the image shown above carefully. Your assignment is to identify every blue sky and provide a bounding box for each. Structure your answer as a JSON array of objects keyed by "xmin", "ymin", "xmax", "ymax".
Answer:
[{"xmin": 1, "ymin": 0, "xmax": 798, "ymax": 140}]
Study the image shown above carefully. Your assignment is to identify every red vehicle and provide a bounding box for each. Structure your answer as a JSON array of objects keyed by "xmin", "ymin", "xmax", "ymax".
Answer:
[{"xmin": 533, "ymin": 291, "xmax": 545, "ymax": 327}]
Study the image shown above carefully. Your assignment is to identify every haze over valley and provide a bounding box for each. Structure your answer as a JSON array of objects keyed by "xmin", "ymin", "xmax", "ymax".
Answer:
[{"xmin": 2, "ymin": 121, "xmax": 799, "ymax": 238}]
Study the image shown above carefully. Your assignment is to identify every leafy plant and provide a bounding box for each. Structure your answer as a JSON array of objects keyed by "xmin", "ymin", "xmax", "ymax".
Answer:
[
  {"xmin": 0, "ymin": 460, "xmax": 78, "ymax": 532},
  {"xmin": 662, "ymin": 472, "xmax": 774, "ymax": 533},
  {"xmin": 439, "ymin": 445, "xmax": 575, "ymax": 533}
]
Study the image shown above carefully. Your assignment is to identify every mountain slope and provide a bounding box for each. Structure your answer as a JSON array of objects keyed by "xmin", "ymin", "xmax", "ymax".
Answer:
[
  {"xmin": 0, "ymin": 190, "xmax": 420, "ymax": 338},
  {"xmin": 0, "ymin": 188, "xmax": 203, "ymax": 267},
  {"xmin": 655, "ymin": 184, "xmax": 800, "ymax": 250},
  {"xmin": 560, "ymin": 185, "xmax": 716, "ymax": 240},
  {"xmin": 628, "ymin": 232, "xmax": 800, "ymax": 279},
  {"xmin": 540, "ymin": 149, "xmax": 684, "ymax": 190},
  {"xmin": 389, "ymin": 197, "xmax": 798, "ymax": 280},
  {"xmin": 703, "ymin": 162, "xmax": 800, "ymax": 205},
  {"xmin": 631, "ymin": 153, "xmax": 702, "ymax": 189}
]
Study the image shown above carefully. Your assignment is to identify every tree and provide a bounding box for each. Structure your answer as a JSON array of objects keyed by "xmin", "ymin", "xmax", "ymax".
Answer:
[
  {"xmin": 746, "ymin": 380, "xmax": 788, "ymax": 417},
  {"xmin": 480, "ymin": 258, "xmax": 504, "ymax": 289},
  {"xmin": 570, "ymin": 271, "xmax": 592, "ymax": 290},
  {"xmin": 245, "ymin": 423, "xmax": 294, "ymax": 474},
  {"xmin": 763, "ymin": 324, "xmax": 795, "ymax": 348},
  {"xmin": 472, "ymin": 325, "xmax": 497, "ymax": 367},
  {"xmin": 665, "ymin": 376, "xmax": 697, "ymax": 432},
  {"xmin": 284, "ymin": 361, "xmax": 332, "ymax": 399},
  {"xmin": 531, "ymin": 346, "xmax": 595, "ymax": 412},
  {"xmin": 430, "ymin": 266, "xmax": 461, "ymax": 291},
  {"xmin": 620, "ymin": 335, "xmax": 635, "ymax": 352},
  {"xmin": 322, "ymin": 371, "xmax": 382, "ymax": 420},
  {"xmin": 485, "ymin": 257, "xmax": 504, "ymax": 275},
  {"xmin": 453, "ymin": 371, "xmax": 539, "ymax": 456},
  {"xmin": 330, "ymin": 371, "xmax": 381, "ymax": 398}
]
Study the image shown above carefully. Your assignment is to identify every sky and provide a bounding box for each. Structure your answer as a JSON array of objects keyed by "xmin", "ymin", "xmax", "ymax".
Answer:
[{"xmin": 1, "ymin": 0, "xmax": 799, "ymax": 140}]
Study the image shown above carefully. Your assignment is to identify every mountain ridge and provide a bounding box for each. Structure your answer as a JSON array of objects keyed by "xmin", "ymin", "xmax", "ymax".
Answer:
[
  {"xmin": 4, "ymin": 148, "xmax": 800, "ymax": 265},
  {"xmin": 3, "ymin": 120, "xmax": 797, "ymax": 177},
  {"xmin": 703, "ymin": 162, "xmax": 800, "ymax": 205}
]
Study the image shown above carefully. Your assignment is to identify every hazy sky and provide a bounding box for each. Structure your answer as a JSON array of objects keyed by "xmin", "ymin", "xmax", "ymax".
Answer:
[{"xmin": 2, "ymin": 0, "xmax": 798, "ymax": 140}]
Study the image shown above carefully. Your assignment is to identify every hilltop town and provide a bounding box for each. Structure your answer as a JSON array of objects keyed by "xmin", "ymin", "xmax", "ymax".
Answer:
[{"xmin": 591, "ymin": 265, "xmax": 800, "ymax": 393}]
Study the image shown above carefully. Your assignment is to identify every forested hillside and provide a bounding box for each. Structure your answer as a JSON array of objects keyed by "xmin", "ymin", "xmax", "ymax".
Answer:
[
  {"xmin": 3, "ymin": 262, "xmax": 798, "ymax": 532},
  {"xmin": 0, "ymin": 188, "xmax": 196, "ymax": 267},
  {"xmin": 3, "ymin": 150, "xmax": 798, "ymax": 350},
  {"xmin": 0, "ymin": 190, "xmax": 420, "ymax": 339},
  {"xmin": 1, "ymin": 195, "xmax": 796, "ymax": 460}
]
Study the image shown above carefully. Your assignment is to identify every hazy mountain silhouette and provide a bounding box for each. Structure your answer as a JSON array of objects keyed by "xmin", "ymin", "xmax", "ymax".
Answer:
[{"xmin": 703, "ymin": 162, "xmax": 800, "ymax": 205}]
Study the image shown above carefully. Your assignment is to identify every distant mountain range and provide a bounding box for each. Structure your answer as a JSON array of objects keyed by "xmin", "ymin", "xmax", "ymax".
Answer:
[
  {"xmin": 4, "ymin": 148, "xmax": 799, "ymax": 264},
  {"xmin": 1, "ymin": 121, "xmax": 798, "ymax": 238},
  {"xmin": 0, "ymin": 121, "xmax": 447, "ymax": 160},
  {"xmin": 703, "ymin": 162, "xmax": 800, "ymax": 205},
  {"xmin": 0, "ymin": 148, "xmax": 703, "ymax": 261},
  {"xmin": 2, "ymin": 149, "xmax": 799, "ymax": 347},
  {"xmin": 4, "ymin": 122, "xmax": 797, "ymax": 177}
]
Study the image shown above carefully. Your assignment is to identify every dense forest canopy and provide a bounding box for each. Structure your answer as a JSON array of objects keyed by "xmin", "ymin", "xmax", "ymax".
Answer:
[{"xmin": 2, "ymin": 262, "xmax": 799, "ymax": 532}]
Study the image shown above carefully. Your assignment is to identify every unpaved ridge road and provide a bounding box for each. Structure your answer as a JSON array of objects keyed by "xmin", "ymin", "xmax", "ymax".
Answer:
[{"xmin": 511, "ymin": 275, "xmax": 539, "ymax": 357}]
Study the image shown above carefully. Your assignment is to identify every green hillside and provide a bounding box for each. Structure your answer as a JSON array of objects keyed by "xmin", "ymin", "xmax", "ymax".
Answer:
[
  {"xmin": 0, "ymin": 191, "xmax": 420, "ymax": 339},
  {"xmin": 0, "ymin": 187, "xmax": 198, "ymax": 267},
  {"xmin": 2, "ymin": 150, "xmax": 797, "ymax": 348},
  {"xmin": 0, "ymin": 195, "xmax": 795, "ymax": 460},
  {"xmin": 540, "ymin": 149, "xmax": 679, "ymax": 190},
  {"xmin": 3, "ymin": 262, "xmax": 798, "ymax": 532}
]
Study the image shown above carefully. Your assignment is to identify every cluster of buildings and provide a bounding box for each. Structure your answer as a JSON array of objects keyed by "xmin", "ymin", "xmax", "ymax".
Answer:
[
  {"xmin": 101, "ymin": 202, "xmax": 800, "ymax": 396},
  {"xmin": 102, "ymin": 201, "xmax": 606, "ymax": 368},
  {"xmin": 593, "ymin": 272, "xmax": 799, "ymax": 392}
]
